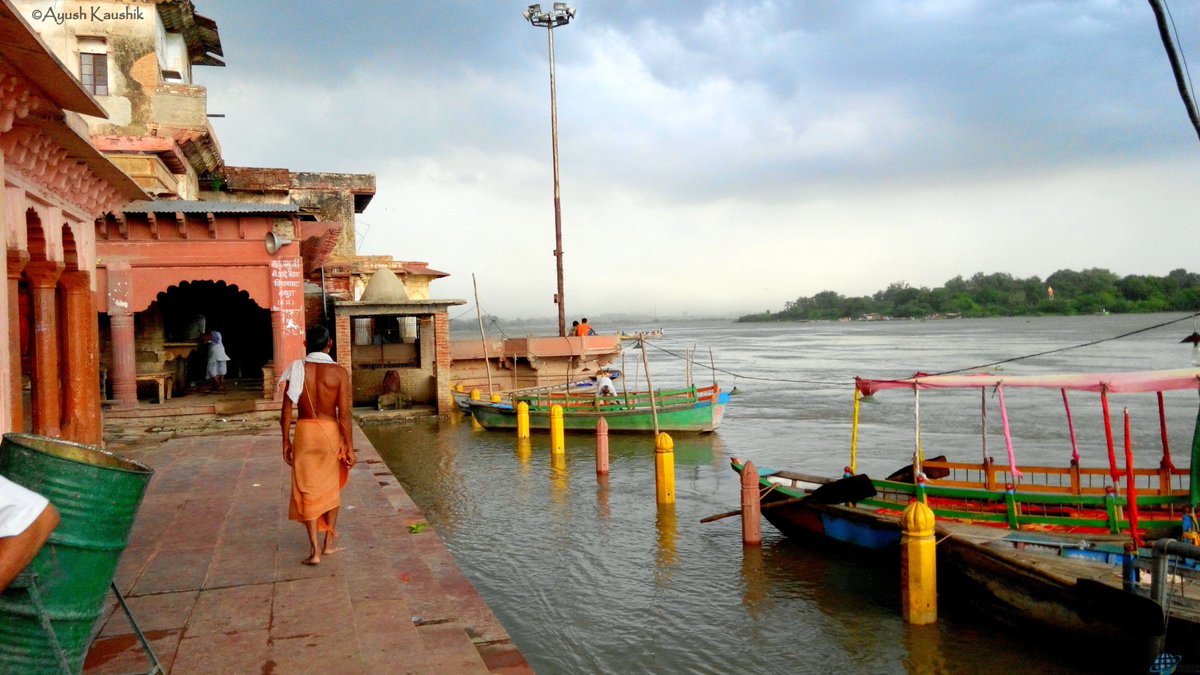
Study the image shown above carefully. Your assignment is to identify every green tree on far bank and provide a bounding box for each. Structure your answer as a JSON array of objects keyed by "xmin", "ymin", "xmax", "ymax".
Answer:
[{"xmin": 738, "ymin": 268, "xmax": 1200, "ymax": 322}]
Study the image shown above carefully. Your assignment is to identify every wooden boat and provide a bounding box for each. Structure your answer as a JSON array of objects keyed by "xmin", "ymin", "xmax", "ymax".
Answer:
[
  {"xmin": 730, "ymin": 458, "xmax": 1177, "ymax": 667},
  {"xmin": 452, "ymin": 370, "xmax": 622, "ymax": 412},
  {"xmin": 728, "ymin": 368, "xmax": 1200, "ymax": 664},
  {"xmin": 450, "ymin": 334, "xmax": 622, "ymax": 392},
  {"xmin": 467, "ymin": 384, "xmax": 731, "ymax": 433}
]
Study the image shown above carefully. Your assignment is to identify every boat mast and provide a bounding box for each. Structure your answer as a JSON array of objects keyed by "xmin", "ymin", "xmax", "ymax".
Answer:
[{"xmin": 472, "ymin": 274, "xmax": 494, "ymax": 394}]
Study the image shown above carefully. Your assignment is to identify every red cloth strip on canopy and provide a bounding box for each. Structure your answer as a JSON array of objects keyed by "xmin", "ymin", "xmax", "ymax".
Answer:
[{"xmin": 856, "ymin": 368, "xmax": 1200, "ymax": 397}]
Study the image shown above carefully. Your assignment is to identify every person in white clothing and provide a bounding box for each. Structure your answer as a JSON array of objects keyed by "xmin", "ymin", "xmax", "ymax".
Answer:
[
  {"xmin": 0, "ymin": 474, "xmax": 59, "ymax": 591},
  {"xmin": 595, "ymin": 370, "xmax": 618, "ymax": 398},
  {"xmin": 205, "ymin": 329, "xmax": 232, "ymax": 392}
]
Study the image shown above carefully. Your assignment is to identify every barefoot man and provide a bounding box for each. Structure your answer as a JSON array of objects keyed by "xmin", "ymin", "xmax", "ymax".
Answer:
[{"xmin": 280, "ymin": 325, "xmax": 354, "ymax": 565}]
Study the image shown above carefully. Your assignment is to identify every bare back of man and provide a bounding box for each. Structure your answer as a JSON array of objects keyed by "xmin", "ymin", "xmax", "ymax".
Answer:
[{"xmin": 282, "ymin": 354, "xmax": 353, "ymax": 565}]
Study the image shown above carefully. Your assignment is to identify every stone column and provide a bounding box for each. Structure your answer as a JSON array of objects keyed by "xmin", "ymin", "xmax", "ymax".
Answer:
[
  {"xmin": 6, "ymin": 249, "xmax": 28, "ymax": 433},
  {"xmin": 269, "ymin": 257, "xmax": 305, "ymax": 401},
  {"xmin": 24, "ymin": 261, "xmax": 64, "ymax": 436},
  {"xmin": 106, "ymin": 262, "xmax": 137, "ymax": 409},
  {"xmin": 58, "ymin": 271, "xmax": 101, "ymax": 444}
]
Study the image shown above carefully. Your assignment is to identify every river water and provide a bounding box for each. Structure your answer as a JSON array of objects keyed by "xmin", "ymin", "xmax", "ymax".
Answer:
[{"xmin": 364, "ymin": 314, "xmax": 1199, "ymax": 674}]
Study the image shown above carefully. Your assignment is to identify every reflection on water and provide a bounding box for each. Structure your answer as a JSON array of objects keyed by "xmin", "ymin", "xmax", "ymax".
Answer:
[
  {"xmin": 654, "ymin": 505, "xmax": 678, "ymax": 580},
  {"xmin": 366, "ymin": 314, "xmax": 1196, "ymax": 673}
]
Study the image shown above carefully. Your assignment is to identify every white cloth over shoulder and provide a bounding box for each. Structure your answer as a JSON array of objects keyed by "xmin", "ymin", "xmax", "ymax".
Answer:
[
  {"xmin": 280, "ymin": 352, "xmax": 337, "ymax": 405},
  {"xmin": 0, "ymin": 474, "xmax": 49, "ymax": 538}
]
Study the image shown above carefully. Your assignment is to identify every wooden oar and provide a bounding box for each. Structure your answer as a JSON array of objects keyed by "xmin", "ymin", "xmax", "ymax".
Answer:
[{"xmin": 700, "ymin": 473, "xmax": 877, "ymax": 524}]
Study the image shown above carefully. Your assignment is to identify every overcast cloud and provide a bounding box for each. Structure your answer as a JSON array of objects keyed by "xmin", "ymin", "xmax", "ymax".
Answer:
[{"xmin": 197, "ymin": 0, "xmax": 1200, "ymax": 319}]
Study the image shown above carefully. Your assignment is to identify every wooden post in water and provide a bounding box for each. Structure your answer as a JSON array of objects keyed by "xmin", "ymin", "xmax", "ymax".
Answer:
[
  {"xmin": 655, "ymin": 432, "xmax": 675, "ymax": 504},
  {"xmin": 741, "ymin": 460, "xmax": 762, "ymax": 546},
  {"xmin": 595, "ymin": 417, "xmax": 609, "ymax": 476},
  {"xmin": 550, "ymin": 404, "xmax": 565, "ymax": 456},
  {"xmin": 901, "ymin": 499, "xmax": 937, "ymax": 624},
  {"xmin": 517, "ymin": 401, "xmax": 530, "ymax": 439}
]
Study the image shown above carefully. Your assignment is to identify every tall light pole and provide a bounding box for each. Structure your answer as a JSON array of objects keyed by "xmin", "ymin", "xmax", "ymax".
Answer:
[{"xmin": 523, "ymin": 3, "xmax": 575, "ymax": 337}]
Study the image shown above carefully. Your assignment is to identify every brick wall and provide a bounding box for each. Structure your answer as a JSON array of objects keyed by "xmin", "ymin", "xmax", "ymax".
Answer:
[
  {"xmin": 433, "ymin": 311, "xmax": 453, "ymax": 414},
  {"xmin": 334, "ymin": 315, "xmax": 351, "ymax": 373}
]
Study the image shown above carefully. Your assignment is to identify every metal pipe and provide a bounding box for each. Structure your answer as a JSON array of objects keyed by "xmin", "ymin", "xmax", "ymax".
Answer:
[{"xmin": 547, "ymin": 24, "xmax": 566, "ymax": 337}]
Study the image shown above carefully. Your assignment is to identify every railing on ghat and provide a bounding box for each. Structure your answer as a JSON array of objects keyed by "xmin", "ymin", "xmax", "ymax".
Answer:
[
  {"xmin": 869, "ymin": 477, "xmax": 1190, "ymax": 534},
  {"xmin": 923, "ymin": 458, "xmax": 1190, "ymax": 497},
  {"xmin": 518, "ymin": 386, "xmax": 711, "ymax": 412}
]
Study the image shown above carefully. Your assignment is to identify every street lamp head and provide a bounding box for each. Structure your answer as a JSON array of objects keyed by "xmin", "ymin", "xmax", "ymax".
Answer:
[{"xmin": 524, "ymin": 2, "xmax": 574, "ymax": 28}]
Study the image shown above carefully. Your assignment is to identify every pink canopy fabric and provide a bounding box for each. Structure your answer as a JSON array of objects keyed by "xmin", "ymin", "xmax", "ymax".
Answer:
[{"xmin": 856, "ymin": 368, "xmax": 1200, "ymax": 397}]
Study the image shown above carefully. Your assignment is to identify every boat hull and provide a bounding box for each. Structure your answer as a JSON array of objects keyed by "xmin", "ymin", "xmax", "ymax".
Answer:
[
  {"xmin": 468, "ymin": 393, "xmax": 729, "ymax": 433},
  {"xmin": 732, "ymin": 459, "xmax": 1171, "ymax": 668}
]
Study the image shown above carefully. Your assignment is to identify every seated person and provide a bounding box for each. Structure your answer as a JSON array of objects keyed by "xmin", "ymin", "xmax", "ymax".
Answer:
[
  {"xmin": 0, "ymin": 475, "xmax": 59, "ymax": 591},
  {"xmin": 595, "ymin": 370, "xmax": 618, "ymax": 398}
]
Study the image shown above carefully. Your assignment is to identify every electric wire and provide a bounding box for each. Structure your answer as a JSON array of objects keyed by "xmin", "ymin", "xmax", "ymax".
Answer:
[
  {"xmin": 1163, "ymin": 0, "xmax": 1197, "ymax": 107},
  {"xmin": 640, "ymin": 312, "xmax": 1200, "ymax": 387},
  {"xmin": 461, "ymin": 311, "xmax": 1200, "ymax": 389}
]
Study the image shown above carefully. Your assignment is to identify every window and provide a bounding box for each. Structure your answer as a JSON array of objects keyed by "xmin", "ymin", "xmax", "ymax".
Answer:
[{"xmin": 80, "ymin": 52, "xmax": 108, "ymax": 96}]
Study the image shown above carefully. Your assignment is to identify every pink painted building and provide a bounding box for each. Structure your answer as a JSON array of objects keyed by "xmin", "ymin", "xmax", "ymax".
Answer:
[
  {"xmin": 94, "ymin": 200, "xmax": 341, "ymax": 410},
  {"xmin": 0, "ymin": 0, "xmax": 147, "ymax": 443}
]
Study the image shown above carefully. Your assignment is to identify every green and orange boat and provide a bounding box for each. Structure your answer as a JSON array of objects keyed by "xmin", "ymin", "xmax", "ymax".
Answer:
[{"xmin": 467, "ymin": 383, "xmax": 731, "ymax": 433}]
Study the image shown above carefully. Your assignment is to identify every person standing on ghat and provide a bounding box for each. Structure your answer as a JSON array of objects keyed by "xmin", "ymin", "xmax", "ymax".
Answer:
[{"xmin": 279, "ymin": 325, "xmax": 355, "ymax": 565}]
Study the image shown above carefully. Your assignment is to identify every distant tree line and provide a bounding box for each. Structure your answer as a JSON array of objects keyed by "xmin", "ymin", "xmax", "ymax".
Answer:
[{"xmin": 737, "ymin": 268, "xmax": 1200, "ymax": 322}]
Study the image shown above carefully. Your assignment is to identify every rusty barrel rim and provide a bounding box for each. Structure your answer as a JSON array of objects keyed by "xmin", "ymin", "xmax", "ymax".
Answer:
[{"xmin": 1, "ymin": 433, "xmax": 152, "ymax": 474}]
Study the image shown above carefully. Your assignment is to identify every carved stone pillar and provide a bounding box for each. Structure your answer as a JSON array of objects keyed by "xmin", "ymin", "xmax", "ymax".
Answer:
[
  {"xmin": 59, "ymin": 271, "xmax": 100, "ymax": 444},
  {"xmin": 6, "ymin": 249, "xmax": 28, "ymax": 433},
  {"xmin": 106, "ymin": 262, "xmax": 137, "ymax": 409},
  {"xmin": 24, "ymin": 261, "xmax": 63, "ymax": 436}
]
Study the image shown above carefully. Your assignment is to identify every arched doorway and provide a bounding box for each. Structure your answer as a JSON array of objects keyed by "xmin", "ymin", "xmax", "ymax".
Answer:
[{"xmin": 152, "ymin": 281, "xmax": 272, "ymax": 391}]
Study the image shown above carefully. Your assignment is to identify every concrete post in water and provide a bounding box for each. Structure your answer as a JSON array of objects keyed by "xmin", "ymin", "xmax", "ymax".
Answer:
[
  {"xmin": 901, "ymin": 499, "xmax": 937, "ymax": 625},
  {"xmin": 741, "ymin": 460, "xmax": 762, "ymax": 546},
  {"xmin": 596, "ymin": 417, "xmax": 609, "ymax": 476},
  {"xmin": 551, "ymin": 404, "xmax": 565, "ymax": 455},
  {"xmin": 655, "ymin": 432, "xmax": 675, "ymax": 504},
  {"xmin": 517, "ymin": 401, "xmax": 530, "ymax": 439}
]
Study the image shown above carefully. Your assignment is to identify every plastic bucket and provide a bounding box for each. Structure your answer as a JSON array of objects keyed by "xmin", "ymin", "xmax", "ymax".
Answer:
[{"xmin": 0, "ymin": 433, "xmax": 153, "ymax": 673}]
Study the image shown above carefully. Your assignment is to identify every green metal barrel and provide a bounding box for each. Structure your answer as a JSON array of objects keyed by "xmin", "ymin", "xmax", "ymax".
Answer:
[{"xmin": 0, "ymin": 433, "xmax": 153, "ymax": 673}]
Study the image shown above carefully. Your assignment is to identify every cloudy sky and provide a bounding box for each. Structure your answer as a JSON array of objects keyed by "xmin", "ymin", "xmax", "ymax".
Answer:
[{"xmin": 197, "ymin": 0, "xmax": 1200, "ymax": 319}]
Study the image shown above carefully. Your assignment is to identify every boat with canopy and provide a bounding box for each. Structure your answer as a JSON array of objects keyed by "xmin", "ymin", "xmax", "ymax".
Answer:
[{"xmin": 729, "ymin": 368, "xmax": 1200, "ymax": 661}]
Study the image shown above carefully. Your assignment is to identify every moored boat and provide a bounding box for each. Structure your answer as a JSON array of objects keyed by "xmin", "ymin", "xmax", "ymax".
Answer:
[
  {"xmin": 468, "ymin": 384, "xmax": 731, "ymax": 433},
  {"xmin": 729, "ymin": 367, "xmax": 1200, "ymax": 665},
  {"xmin": 452, "ymin": 370, "xmax": 623, "ymax": 412}
]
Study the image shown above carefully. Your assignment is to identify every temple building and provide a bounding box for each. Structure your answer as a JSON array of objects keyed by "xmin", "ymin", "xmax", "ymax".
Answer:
[
  {"xmin": 0, "ymin": 0, "xmax": 147, "ymax": 442},
  {"xmin": 11, "ymin": 0, "xmax": 465, "ymax": 414}
]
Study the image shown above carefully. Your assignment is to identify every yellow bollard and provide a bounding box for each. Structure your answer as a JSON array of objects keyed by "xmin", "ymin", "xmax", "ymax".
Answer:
[
  {"xmin": 470, "ymin": 388, "xmax": 481, "ymax": 401},
  {"xmin": 655, "ymin": 432, "xmax": 675, "ymax": 504},
  {"xmin": 517, "ymin": 401, "xmax": 530, "ymax": 439},
  {"xmin": 901, "ymin": 499, "xmax": 937, "ymax": 625},
  {"xmin": 491, "ymin": 393, "xmax": 502, "ymax": 403},
  {"xmin": 550, "ymin": 404, "xmax": 565, "ymax": 455},
  {"xmin": 455, "ymin": 383, "xmax": 464, "ymax": 393}
]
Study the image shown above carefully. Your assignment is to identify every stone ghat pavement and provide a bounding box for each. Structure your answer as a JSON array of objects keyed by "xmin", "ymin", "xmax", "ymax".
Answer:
[{"xmin": 83, "ymin": 426, "xmax": 531, "ymax": 674}]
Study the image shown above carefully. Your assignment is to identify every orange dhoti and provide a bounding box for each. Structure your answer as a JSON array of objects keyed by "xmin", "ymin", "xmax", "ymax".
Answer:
[{"xmin": 288, "ymin": 419, "xmax": 348, "ymax": 532}]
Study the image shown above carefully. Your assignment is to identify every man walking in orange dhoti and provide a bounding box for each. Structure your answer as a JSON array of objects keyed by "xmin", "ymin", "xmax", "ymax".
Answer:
[{"xmin": 280, "ymin": 325, "xmax": 354, "ymax": 565}]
